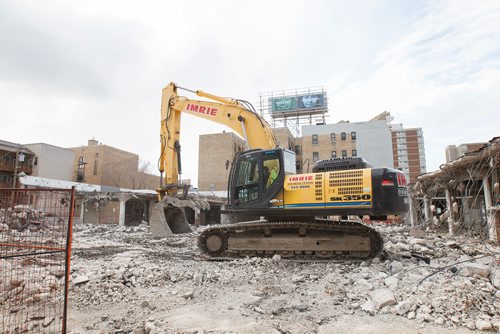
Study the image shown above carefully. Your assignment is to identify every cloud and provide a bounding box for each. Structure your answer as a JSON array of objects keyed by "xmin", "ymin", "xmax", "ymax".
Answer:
[
  {"xmin": 1, "ymin": 0, "xmax": 498, "ymax": 186},
  {"xmin": 327, "ymin": 0, "xmax": 500, "ymax": 171},
  {"xmin": 0, "ymin": 1, "xmax": 147, "ymax": 97}
]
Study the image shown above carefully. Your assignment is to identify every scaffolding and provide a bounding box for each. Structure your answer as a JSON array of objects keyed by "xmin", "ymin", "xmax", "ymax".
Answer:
[{"xmin": 256, "ymin": 86, "xmax": 329, "ymax": 137}]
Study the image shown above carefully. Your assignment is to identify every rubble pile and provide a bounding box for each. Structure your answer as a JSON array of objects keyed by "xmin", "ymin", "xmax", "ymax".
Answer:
[
  {"xmin": 0, "ymin": 255, "xmax": 66, "ymax": 332},
  {"xmin": 1, "ymin": 205, "xmax": 69, "ymax": 333},
  {"xmin": 0, "ymin": 205, "xmax": 47, "ymax": 233},
  {"xmin": 65, "ymin": 222, "xmax": 500, "ymax": 333},
  {"xmin": 0, "ymin": 205, "xmax": 67, "ymax": 238}
]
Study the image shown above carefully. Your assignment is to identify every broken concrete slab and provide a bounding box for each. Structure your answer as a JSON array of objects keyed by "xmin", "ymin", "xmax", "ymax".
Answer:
[
  {"xmin": 462, "ymin": 263, "xmax": 491, "ymax": 278},
  {"xmin": 371, "ymin": 288, "xmax": 396, "ymax": 309}
]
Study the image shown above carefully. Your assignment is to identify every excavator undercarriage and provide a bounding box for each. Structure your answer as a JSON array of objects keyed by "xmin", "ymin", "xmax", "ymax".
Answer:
[{"xmin": 198, "ymin": 219, "xmax": 384, "ymax": 260}]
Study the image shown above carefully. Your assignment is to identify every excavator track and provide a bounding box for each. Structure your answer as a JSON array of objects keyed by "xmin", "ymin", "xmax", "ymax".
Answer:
[{"xmin": 198, "ymin": 219, "xmax": 384, "ymax": 261}]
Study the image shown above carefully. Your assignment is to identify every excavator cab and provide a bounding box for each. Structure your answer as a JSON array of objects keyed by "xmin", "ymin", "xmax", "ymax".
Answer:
[{"xmin": 228, "ymin": 148, "xmax": 296, "ymax": 210}]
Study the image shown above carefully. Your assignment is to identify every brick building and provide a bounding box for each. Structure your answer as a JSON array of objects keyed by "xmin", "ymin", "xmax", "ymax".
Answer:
[
  {"xmin": 68, "ymin": 139, "xmax": 159, "ymax": 190},
  {"xmin": 198, "ymin": 132, "xmax": 245, "ymax": 191}
]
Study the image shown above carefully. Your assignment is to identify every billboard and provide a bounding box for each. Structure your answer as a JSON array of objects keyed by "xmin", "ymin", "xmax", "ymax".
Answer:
[
  {"xmin": 297, "ymin": 93, "xmax": 324, "ymax": 109},
  {"xmin": 271, "ymin": 97, "xmax": 297, "ymax": 111},
  {"xmin": 270, "ymin": 92, "xmax": 326, "ymax": 113}
]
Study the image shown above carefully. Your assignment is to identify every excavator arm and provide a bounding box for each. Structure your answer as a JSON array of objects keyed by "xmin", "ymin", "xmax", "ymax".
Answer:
[{"xmin": 158, "ymin": 82, "xmax": 277, "ymax": 198}]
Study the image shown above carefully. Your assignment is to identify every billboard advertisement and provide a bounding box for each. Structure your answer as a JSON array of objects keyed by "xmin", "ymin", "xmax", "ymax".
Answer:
[
  {"xmin": 297, "ymin": 93, "xmax": 324, "ymax": 109},
  {"xmin": 271, "ymin": 97, "xmax": 297, "ymax": 111},
  {"xmin": 270, "ymin": 93, "xmax": 325, "ymax": 113}
]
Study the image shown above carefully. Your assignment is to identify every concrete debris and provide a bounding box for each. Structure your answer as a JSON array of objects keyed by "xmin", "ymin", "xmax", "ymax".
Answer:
[
  {"xmin": 73, "ymin": 275, "xmax": 90, "ymax": 285},
  {"xmin": 462, "ymin": 263, "xmax": 492, "ymax": 278},
  {"xmin": 389, "ymin": 260, "xmax": 404, "ymax": 274},
  {"xmin": 370, "ymin": 288, "xmax": 396, "ymax": 309},
  {"xmin": 3, "ymin": 221, "xmax": 496, "ymax": 333},
  {"xmin": 490, "ymin": 269, "xmax": 500, "ymax": 289}
]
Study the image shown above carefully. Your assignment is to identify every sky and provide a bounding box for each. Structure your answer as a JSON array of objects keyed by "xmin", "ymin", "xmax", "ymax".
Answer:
[{"xmin": 1, "ymin": 0, "xmax": 499, "ymax": 186}]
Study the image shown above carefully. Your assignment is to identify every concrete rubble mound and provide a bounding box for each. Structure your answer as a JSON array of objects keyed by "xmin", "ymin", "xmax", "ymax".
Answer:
[
  {"xmin": 1, "ymin": 205, "xmax": 68, "ymax": 333},
  {"xmin": 61, "ymin": 222, "xmax": 500, "ymax": 333}
]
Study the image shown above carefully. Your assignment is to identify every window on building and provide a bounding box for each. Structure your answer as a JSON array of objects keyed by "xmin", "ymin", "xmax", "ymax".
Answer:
[
  {"xmin": 331, "ymin": 151, "xmax": 337, "ymax": 158},
  {"xmin": 33, "ymin": 157, "xmax": 38, "ymax": 166},
  {"xmin": 330, "ymin": 133, "xmax": 336, "ymax": 143},
  {"xmin": 93, "ymin": 160, "xmax": 98, "ymax": 175},
  {"xmin": 341, "ymin": 132, "xmax": 346, "ymax": 141},
  {"xmin": 296, "ymin": 160, "xmax": 302, "ymax": 172},
  {"xmin": 341, "ymin": 150, "xmax": 347, "ymax": 158},
  {"xmin": 352, "ymin": 149, "xmax": 357, "ymax": 157},
  {"xmin": 312, "ymin": 134, "xmax": 318, "ymax": 145},
  {"xmin": 351, "ymin": 131, "xmax": 356, "ymax": 140},
  {"xmin": 313, "ymin": 152, "xmax": 319, "ymax": 162},
  {"xmin": 294, "ymin": 145, "xmax": 301, "ymax": 154}
]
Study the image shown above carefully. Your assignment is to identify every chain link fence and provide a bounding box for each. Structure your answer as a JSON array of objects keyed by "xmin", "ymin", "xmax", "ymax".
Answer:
[{"xmin": 0, "ymin": 188, "xmax": 75, "ymax": 333}]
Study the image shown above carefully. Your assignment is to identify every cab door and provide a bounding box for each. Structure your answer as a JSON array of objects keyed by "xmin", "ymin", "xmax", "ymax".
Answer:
[
  {"xmin": 232, "ymin": 152, "xmax": 261, "ymax": 206},
  {"xmin": 229, "ymin": 149, "xmax": 284, "ymax": 209}
]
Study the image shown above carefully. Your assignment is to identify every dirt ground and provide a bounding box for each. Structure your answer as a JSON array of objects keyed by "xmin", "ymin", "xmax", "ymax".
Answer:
[{"xmin": 66, "ymin": 222, "xmax": 500, "ymax": 334}]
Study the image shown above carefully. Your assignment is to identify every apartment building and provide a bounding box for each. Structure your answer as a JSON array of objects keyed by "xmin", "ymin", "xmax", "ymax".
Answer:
[
  {"xmin": 391, "ymin": 124, "xmax": 426, "ymax": 183},
  {"xmin": 24, "ymin": 143, "xmax": 75, "ymax": 181},
  {"xmin": 0, "ymin": 140, "xmax": 35, "ymax": 188},
  {"xmin": 68, "ymin": 139, "xmax": 159, "ymax": 190},
  {"xmin": 301, "ymin": 120, "xmax": 394, "ymax": 170}
]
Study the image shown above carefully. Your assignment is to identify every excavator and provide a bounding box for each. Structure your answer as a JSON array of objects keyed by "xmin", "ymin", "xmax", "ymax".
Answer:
[{"xmin": 157, "ymin": 82, "xmax": 410, "ymax": 260}]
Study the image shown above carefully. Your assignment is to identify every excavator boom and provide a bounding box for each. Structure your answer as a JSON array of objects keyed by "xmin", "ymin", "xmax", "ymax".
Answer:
[
  {"xmin": 159, "ymin": 82, "xmax": 276, "ymax": 196},
  {"xmin": 153, "ymin": 82, "xmax": 277, "ymax": 236}
]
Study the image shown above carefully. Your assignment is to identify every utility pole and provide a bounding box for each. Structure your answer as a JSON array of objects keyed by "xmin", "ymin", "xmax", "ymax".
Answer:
[{"xmin": 12, "ymin": 144, "xmax": 20, "ymax": 188}]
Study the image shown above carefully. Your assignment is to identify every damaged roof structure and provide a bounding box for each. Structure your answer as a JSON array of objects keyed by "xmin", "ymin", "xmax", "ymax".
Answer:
[
  {"xmin": 17, "ymin": 175, "xmax": 226, "ymax": 228},
  {"xmin": 414, "ymin": 137, "xmax": 500, "ymax": 243}
]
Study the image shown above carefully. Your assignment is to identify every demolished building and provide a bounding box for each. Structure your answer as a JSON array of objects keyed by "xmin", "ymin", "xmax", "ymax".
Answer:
[
  {"xmin": 413, "ymin": 137, "xmax": 499, "ymax": 242},
  {"xmin": 17, "ymin": 175, "xmax": 225, "ymax": 229}
]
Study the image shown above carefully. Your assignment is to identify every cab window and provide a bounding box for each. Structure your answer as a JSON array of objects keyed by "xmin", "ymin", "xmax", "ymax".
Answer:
[
  {"xmin": 263, "ymin": 152, "xmax": 280, "ymax": 190},
  {"xmin": 235, "ymin": 154, "xmax": 259, "ymax": 203}
]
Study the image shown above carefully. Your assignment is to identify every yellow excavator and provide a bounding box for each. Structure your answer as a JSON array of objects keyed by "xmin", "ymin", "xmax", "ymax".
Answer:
[{"xmin": 157, "ymin": 82, "xmax": 409, "ymax": 260}]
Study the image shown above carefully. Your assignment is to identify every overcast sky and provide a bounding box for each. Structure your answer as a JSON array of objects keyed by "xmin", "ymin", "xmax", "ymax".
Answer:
[{"xmin": 1, "ymin": 0, "xmax": 499, "ymax": 186}]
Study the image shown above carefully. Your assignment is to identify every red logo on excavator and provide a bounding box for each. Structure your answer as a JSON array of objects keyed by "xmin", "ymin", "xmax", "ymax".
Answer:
[
  {"xmin": 186, "ymin": 103, "xmax": 217, "ymax": 116},
  {"xmin": 289, "ymin": 175, "xmax": 313, "ymax": 182}
]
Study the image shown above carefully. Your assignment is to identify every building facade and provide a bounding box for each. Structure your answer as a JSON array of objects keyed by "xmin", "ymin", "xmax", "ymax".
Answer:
[
  {"xmin": 197, "ymin": 116, "xmax": 426, "ymax": 189},
  {"xmin": 0, "ymin": 140, "xmax": 35, "ymax": 188},
  {"xmin": 24, "ymin": 143, "xmax": 75, "ymax": 181},
  {"xmin": 197, "ymin": 121, "xmax": 395, "ymax": 190},
  {"xmin": 301, "ymin": 120, "xmax": 394, "ymax": 170},
  {"xmin": 391, "ymin": 125, "xmax": 426, "ymax": 183},
  {"xmin": 445, "ymin": 142, "xmax": 487, "ymax": 163},
  {"xmin": 68, "ymin": 139, "xmax": 159, "ymax": 190},
  {"xmin": 198, "ymin": 132, "xmax": 246, "ymax": 191}
]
